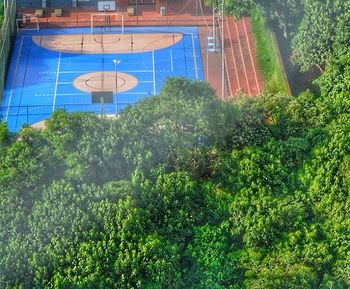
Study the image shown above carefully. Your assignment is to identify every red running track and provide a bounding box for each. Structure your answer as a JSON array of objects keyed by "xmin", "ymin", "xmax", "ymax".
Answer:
[{"xmin": 223, "ymin": 16, "xmax": 263, "ymax": 97}]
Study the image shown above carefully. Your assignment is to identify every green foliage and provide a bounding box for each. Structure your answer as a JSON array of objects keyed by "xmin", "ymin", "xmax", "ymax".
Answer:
[
  {"xmin": 0, "ymin": 2, "xmax": 4, "ymax": 26},
  {"xmin": 314, "ymin": 53, "xmax": 350, "ymax": 125},
  {"xmin": 291, "ymin": 0, "xmax": 333, "ymax": 72},
  {"xmin": 291, "ymin": 0, "xmax": 350, "ymax": 72},
  {"xmin": 208, "ymin": 0, "xmax": 303, "ymax": 39},
  {"xmin": 0, "ymin": 127, "xmax": 60, "ymax": 206},
  {"xmin": 257, "ymin": 0, "xmax": 304, "ymax": 38},
  {"xmin": 205, "ymin": 0, "xmax": 255, "ymax": 18},
  {"xmin": 44, "ymin": 111, "xmax": 129, "ymax": 184},
  {"xmin": 185, "ymin": 223, "xmax": 240, "ymax": 288},
  {"xmin": 0, "ymin": 34, "xmax": 349, "ymax": 289},
  {"xmin": 0, "ymin": 122, "xmax": 10, "ymax": 145},
  {"xmin": 117, "ymin": 78, "xmax": 222, "ymax": 174}
]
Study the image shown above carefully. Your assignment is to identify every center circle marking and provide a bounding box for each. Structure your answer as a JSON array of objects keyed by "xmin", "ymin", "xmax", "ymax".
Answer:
[{"xmin": 73, "ymin": 71, "xmax": 138, "ymax": 93}]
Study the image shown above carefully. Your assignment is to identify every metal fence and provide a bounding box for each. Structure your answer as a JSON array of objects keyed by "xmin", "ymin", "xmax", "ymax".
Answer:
[
  {"xmin": 0, "ymin": 0, "xmax": 17, "ymax": 101},
  {"xmin": 22, "ymin": 17, "xmax": 214, "ymax": 30},
  {"xmin": 1, "ymin": 102, "xmax": 134, "ymax": 129}
]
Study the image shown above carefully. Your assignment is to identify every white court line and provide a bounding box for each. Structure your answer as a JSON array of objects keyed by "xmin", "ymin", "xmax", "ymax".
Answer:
[
  {"xmin": 56, "ymin": 80, "xmax": 154, "ymax": 85},
  {"xmin": 170, "ymin": 50, "xmax": 174, "ymax": 71},
  {"xmin": 52, "ymin": 52, "xmax": 62, "ymax": 112},
  {"xmin": 191, "ymin": 33, "xmax": 199, "ymax": 80},
  {"xmin": 57, "ymin": 81, "xmax": 155, "ymax": 84},
  {"xmin": 5, "ymin": 37, "xmax": 24, "ymax": 121},
  {"xmin": 117, "ymin": 92, "xmax": 149, "ymax": 95},
  {"xmin": 152, "ymin": 50, "xmax": 156, "ymax": 95},
  {"xmin": 55, "ymin": 70, "xmax": 153, "ymax": 74},
  {"xmin": 35, "ymin": 93, "xmax": 85, "ymax": 96},
  {"xmin": 35, "ymin": 92, "xmax": 149, "ymax": 97}
]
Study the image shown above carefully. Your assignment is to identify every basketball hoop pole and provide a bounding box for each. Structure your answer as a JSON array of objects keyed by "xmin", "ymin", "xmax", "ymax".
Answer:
[{"xmin": 113, "ymin": 59, "xmax": 121, "ymax": 114}]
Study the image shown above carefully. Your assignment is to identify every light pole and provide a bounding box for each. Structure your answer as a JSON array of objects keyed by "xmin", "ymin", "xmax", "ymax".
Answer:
[{"xmin": 113, "ymin": 59, "xmax": 121, "ymax": 114}]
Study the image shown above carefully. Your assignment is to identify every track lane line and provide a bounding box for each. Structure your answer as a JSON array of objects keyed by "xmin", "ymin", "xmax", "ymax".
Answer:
[
  {"xmin": 218, "ymin": 18, "xmax": 233, "ymax": 97},
  {"xmin": 219, "ymin": 18, "xmax": 233, "ymax": 97},
  {"xmin": 235, "ymin": 20, "xmax": 251, "ymax": 95},
  {"xmin": 225, "ymin": 18, "xmax": 240, "ymax": 94}
]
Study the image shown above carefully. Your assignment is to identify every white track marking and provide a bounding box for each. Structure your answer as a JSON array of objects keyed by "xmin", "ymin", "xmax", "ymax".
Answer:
[
  {"xmin": 225, "ymin": 17, "xmax": 240, "ymax": 91},
  {"xmin": 206, "ymin": 48, "xmax": 209, "ymax": 80},
  {"xmin": 243, "ymin": 17, "xmax": 261, "ymax": 93},
  {"xmin": 170, "ymin": 50, "xmax": 174, "ymax": 71},
  {"xmin": 234, "ymin": 21, "xmax": 250, "ymax": 95},
  {"xmin": 5, "ymin": 37, "xmax": 24, "ymax": 121},
  {"xmin": 52, "ymin": 52, "xmax": 62, "ymax": 112},
  {"xmin": 152, "ymin": 50, "xmax": 156, "ymax": 95},
  {"xmin": 191, "ymin": 33, "xmax": 198, "ymax": 79}
]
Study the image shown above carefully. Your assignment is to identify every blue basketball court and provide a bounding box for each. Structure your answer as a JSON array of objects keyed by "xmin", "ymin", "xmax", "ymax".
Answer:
[{"xmin": 1, "ymin": 26, "xmax": 204, "ymax": 131}]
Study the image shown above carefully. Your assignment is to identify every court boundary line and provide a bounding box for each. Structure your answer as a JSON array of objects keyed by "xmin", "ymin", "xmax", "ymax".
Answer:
[
  {"xmin": 58, "ymin": 80, "xmax": 153, "ymax": 85},
  {"xmin": 170, "ymin": 50, "xmax": 174, "ymax": 71},
  {"xmin": 152, "ymin": 50, "xmax": 156, "ymax": 95},
  {"xmin": 191, "ymin": 33, "xmax": 198, "ymax": 80},
  {"xmin": 35, "ymin": 92, "xmax": 150, "ymax": 97},
  {"xmin": 52, "ymin": 52, "xmax": 62, "ymax": 112},
  {"xmin": 15, "ymin": 39, "xmax": 33, "ymax": 129},
  {"xmin": 55, "ymin": 70, "xmax": 154, "ymax": 74},
  {"xmin": 5, "ymin": 36, "xmax": 24, "ymax": 121}
]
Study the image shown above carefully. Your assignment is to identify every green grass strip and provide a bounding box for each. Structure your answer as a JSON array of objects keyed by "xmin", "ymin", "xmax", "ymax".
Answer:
[{"xmin": 250, "ymin": 7, "xmax": 287, "ymax": 94}]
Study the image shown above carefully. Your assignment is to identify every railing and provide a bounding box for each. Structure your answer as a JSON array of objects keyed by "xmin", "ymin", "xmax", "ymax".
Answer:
[
  {"xmin": 0, "ymin": 102, "xmax": 134, "ymax": 129},
  {"xmin": 20, "ymin": 18, "xmax": 215, "ymax": 30}
]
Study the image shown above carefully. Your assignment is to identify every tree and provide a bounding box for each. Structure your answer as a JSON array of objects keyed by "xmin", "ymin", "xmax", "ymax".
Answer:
[
  {"xmin": 291, "ymin": 0, "xmax": 333, "ymax": 72},
  {"xmin": 291, "ymin": 0, "xmax": 350, "ymax": 72},
  {"xmin": 207, "ymin": 0, "xmax": 303, "ymax": 38},
  {"xmin": 314, "ymin": 52, "xmax": 350, "ymax": 125},
  {"xmin": 44, "ymin": 110, "xmax": 130, "ymax": 184},
  {"xmin": 0, "ymin": 127, "xmax": 59, "ymax": 206},
  {"xmin": 0, "ymin": 194, "xmax": 32, "ymax": 289},
  {"xmin": 185, "ymin": 223, "xmax": 241, "ymax": 288}
]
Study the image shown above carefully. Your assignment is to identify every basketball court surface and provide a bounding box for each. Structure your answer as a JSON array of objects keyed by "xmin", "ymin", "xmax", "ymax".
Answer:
[{"xmin": 1, "ymin": 26, "xmax": 204, "ymax": 131}]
